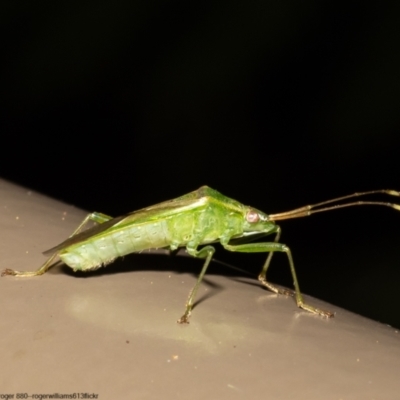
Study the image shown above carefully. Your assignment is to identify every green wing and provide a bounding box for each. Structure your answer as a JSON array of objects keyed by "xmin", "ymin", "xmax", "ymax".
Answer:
[{"xmin": 43, "ymin": 196, "xmax": 208, "ymax": 256}]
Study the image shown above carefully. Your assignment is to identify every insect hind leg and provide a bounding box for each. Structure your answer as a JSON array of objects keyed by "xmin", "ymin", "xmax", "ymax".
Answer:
[{"xmin": 1, "ymin": 212, "xmax": 113, "ymax": 277}]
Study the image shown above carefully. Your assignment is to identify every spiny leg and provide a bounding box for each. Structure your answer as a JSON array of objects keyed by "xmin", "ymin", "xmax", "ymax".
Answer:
[
  {"xmin": 223, "ymin": 241, "xmax": 333, "ymax": 318},
  {"xmin": 1, "ymin": 212, "xmax": 112, "ymax": 277},
  {"xmin": 177, "ymin": 245, "xmax": 215, "ymax": 324}
]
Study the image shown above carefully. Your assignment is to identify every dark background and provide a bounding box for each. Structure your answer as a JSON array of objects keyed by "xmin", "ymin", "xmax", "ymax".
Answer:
[{"xmin": 2, "ymin": 3, "xmax": 400, "ymax": 327}]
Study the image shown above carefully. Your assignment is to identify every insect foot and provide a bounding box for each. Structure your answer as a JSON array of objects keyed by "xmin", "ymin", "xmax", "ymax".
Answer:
[
  {"xmin": 258, "ymin": 274, "xmax": 294, "ymax": 297},
  {"xmin": 177, "ymin": 312, "xmax": 191, "ymax": 324},
  {"xmin": 299, "ymin": 301, "xmax": 334, "ymax": 318},
  {"xmin": 1, "ymin": 269, "xmax": 17, "ymax": 277}
]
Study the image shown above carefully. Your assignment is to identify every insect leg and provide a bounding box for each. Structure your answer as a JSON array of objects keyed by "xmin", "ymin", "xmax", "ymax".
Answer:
[
  {"xmin": 256, "ymin": 228, "xmax": 293, "ymax": 297},
  {"xmin": 1, "ymin": 212, "xmax": 112, "ymax": 277},
  {"xmin": 223, "ymin": 241, "xmax": 333, "ymax": 318},
  {"xmin": 177, "ymin": 245, "xmax": 215, "ymax": 324}
]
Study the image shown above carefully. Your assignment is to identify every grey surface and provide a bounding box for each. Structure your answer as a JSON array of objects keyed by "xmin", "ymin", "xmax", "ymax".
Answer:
[{"xmin": 0, "ymin": 179, "xmax": 399, "ymax": 399}]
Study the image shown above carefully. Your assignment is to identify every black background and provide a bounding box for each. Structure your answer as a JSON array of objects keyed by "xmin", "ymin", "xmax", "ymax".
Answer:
[{"xmin": 2, "ymin": 3, "xmax": 400, "ymax": 327}]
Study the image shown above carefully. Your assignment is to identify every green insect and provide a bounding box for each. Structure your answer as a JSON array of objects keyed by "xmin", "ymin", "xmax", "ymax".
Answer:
[{"xmin": 2, "ymin": 186, "xmax": 400, "ymax": 323}]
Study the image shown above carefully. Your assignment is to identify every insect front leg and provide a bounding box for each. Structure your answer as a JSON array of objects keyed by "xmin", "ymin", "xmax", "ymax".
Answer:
[
  {"xmin": 223, "ymin": 241, "xmax": 333, "ymax": 318},
  {"xmin": 255, "ymin": 228, "xmax": 293, "ymax": 297},
  {"xmin": 177, "ymin": 245, "xmax": 215, "ymax": 324},
  {"xmin": 1, "ymin": 212, "xmax": 113, "ymax": 277}
]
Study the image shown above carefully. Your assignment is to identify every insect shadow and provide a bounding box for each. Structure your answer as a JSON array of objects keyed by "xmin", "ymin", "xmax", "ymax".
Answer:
[{"xmin": 56, "ymin": 250, "xmax": 243, "ymax": 309}]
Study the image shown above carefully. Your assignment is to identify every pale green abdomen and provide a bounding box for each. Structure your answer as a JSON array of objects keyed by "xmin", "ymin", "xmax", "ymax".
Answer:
[{"xmin": 60, "ymin": 219, "xmax": 173, "ymax": 271}]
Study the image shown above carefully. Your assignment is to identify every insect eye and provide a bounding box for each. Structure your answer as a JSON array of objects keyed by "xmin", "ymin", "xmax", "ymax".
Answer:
[{"xmin": 246, "ymin": 210, "xmax": 260, "ymax": 223}]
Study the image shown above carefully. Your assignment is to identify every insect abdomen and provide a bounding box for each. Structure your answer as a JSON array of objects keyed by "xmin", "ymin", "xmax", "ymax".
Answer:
[{"xmin": 60, "ymin": 220, "xmax": 172, "ymax": 271}]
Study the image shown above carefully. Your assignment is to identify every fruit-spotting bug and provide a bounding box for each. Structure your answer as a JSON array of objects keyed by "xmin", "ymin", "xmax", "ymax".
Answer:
[{"xmin": 2, "ymin": 186, "xmax": 400, "ymax": 323}]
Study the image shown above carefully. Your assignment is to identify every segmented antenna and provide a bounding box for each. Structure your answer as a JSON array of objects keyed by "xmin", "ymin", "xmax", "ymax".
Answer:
[{"xmin": 269, "ymin": 190, "xmax": 400, "ymax": 221}]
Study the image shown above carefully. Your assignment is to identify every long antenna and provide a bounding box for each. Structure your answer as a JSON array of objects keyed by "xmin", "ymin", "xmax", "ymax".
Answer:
[{"xmin": 269, "ymin": 190, "xmax": 400, "ymax": 221}]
